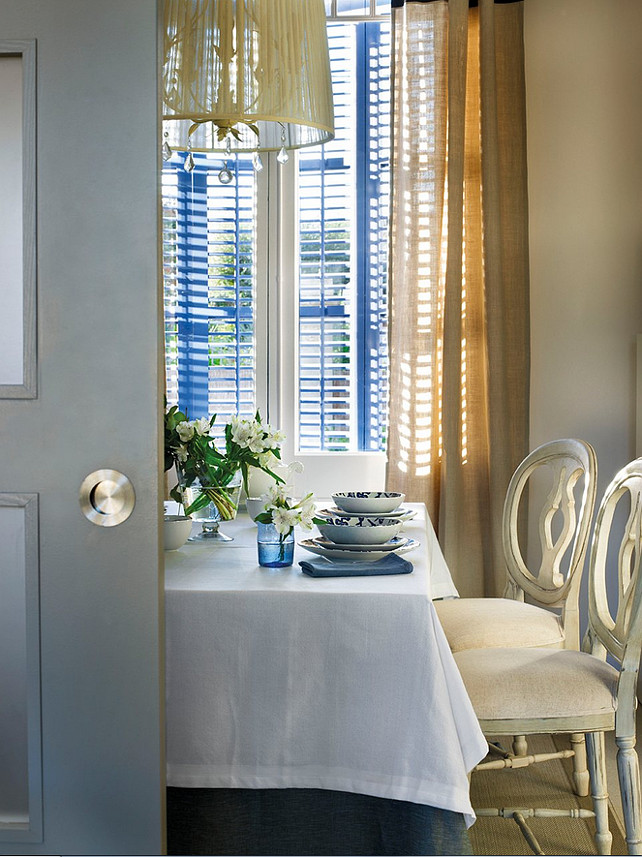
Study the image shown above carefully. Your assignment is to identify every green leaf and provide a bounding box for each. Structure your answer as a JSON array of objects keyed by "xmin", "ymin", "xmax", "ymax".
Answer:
[
  {"xmin": 261, "ymin": 464, "xmax": 285, "ymax": 484},
  {"xmin": 169, "ymin": 486, "xmax": 183, "ymax": 505},
  {"xmin": 183, "ymin": 491, "xmax": 212, "ymax": 516}
]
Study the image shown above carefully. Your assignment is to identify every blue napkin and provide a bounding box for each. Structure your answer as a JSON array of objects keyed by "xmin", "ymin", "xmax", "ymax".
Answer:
[{"xmin": 299, "ymin": 552, "xmax": 413, "ymax": 578}]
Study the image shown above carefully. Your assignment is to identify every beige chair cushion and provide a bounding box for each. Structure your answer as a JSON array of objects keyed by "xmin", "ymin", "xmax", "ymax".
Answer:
[
  {"xmin": 434, "ymin": 597, "xmax": 565, "ymax": 652},
  {"xmin": 454, "ymin": 647, "xmax": 618, "ymax": 722}
]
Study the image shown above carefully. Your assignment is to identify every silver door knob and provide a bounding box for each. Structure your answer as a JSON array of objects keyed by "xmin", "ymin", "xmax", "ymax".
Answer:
[{"xmin": 79, "ymin": 469, "xmax": 135, "ymax": 527}]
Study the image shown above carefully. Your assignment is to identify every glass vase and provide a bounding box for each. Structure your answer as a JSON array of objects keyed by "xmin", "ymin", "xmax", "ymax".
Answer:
[
  {"xmin": 184, "ymin": 472, "xmax": 242, "ymax": 542},
  {"xmin": 257, "ymin": 522, "xmax": 295, "ymax": 568}
]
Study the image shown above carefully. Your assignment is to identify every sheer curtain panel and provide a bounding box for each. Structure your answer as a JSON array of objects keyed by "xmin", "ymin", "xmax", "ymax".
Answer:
[{"xmin": 386, "ymin": 0, "xmax": 530, "ymax": 597}]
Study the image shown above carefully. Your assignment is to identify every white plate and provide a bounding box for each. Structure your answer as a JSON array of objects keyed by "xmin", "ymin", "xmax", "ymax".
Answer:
[
  {"xmin": 313, "ymin": 535, "xmax": 409, "ymax": 552},
  {"xmin": 318, "ymin": 506, "xmax": 417, "ymax": 522},
  {"xmin": 299, "ymin": 538, "xmax": 420, "ymax": 562}
]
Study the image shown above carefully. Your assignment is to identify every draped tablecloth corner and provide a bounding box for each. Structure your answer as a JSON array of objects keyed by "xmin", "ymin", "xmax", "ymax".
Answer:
[{"xmin": 165, "ymin": 502, "xmax": 484, "ymax": 832}]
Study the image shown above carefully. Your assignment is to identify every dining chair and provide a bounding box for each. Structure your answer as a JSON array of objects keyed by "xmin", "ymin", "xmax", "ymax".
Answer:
[
  {"xmin": 435, "ymin": 438, "xmax": 597, "ymax": 792},
  {"xmin": 455, "ymin": 457, "xmax": 642, "ymax": 856}
]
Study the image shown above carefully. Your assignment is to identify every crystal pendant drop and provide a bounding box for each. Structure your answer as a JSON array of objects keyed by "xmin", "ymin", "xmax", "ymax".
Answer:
[
  {"xmin": 162, "ymin": 141, "xmax": 172, "ymax": 161},
  {"xmin": 183, "ymin": 151, "xmax": 195, "ymax": 172},
  {"xmin": 218, "ymin": 167, "xmax": 234, "ymax": 185},
  {"xmin": 277, "ymin": 146, "xmax": 289, "ymax": 165},
  {"xmin": 252, "ymin": 152, "xmax": 264, "ymax": 173}
]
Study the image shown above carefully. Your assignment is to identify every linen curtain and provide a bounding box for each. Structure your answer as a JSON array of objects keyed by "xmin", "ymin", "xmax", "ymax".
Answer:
[{"xmin": 386, "ymin": 0, "xmax": 530, "ymax": 597}]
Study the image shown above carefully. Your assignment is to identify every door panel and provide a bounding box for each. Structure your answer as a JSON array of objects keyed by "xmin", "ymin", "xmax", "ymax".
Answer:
[
  {"xmin": 0, "ymin": 0, "xmax": 163, "ymax": 853},
  {"xmin": 0, "ymin": 45, "xmax": 36, "ymax": 397},
  {"xmin": 0, "ymin": 494, "xmax": 40, "ymax": 840}
]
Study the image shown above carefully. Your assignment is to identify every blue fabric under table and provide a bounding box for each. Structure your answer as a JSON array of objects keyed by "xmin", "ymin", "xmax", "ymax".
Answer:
[{"xmin": 166, "ymin": 787, "xmax": 472, "ymax": 856}]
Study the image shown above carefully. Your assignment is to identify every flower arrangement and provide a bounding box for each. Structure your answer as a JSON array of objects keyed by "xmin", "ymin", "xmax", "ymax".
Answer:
[
  {"xmin": 255, "ymin": 483, "xmax": 325, "ymax": 537},
  {"xmin": 165, "ymin": 405, "xmax": 285, "ymax": 518}
]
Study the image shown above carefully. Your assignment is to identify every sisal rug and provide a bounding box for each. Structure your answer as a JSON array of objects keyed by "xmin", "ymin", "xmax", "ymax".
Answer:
[{"xmin": 468, "ymin": 734, "xmax": 627, "ymax": 855}]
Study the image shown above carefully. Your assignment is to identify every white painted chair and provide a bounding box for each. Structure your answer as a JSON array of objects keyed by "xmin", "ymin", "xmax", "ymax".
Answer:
[
  {"xmin": 436, "ymin": 438, "xmax": 597, "ymax": 653},
  {"xmin": 455, "ymin": 457, "xmax": 642, "ymax": 855},
  {"xmin": 435, "ymin": 438, "xmax": 597, "ymax": 792}
]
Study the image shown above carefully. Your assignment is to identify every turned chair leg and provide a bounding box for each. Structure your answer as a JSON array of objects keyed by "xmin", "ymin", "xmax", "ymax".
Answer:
[
  {"xmin": 571, "ymin": 732, "xmax": 590, "ymax": 796},
  {"xmin": 586, "ymin": 731, "xmax": 612, "ymax": 855},
  {"xmin": 616, "ymin": 735, "xmax": 642, "ymax": 855},
  {"xmin": 513, "ymin": 734, "xmax": 528, "ymax": 756}
]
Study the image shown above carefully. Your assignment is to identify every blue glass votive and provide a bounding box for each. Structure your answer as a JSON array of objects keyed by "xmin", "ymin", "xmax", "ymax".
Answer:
[{"xmin": 257, "ymin": 522, "xmax": 295, "ymax": 568}]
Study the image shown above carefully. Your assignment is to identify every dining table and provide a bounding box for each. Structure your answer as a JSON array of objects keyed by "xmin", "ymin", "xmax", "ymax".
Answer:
[{"xmin": 164, "ymin": 502, "xmax": 487, "ymax": 855}]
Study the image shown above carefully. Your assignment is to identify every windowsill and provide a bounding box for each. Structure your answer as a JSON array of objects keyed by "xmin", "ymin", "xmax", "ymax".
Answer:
[{"xmin": 291, "ymin": 451, "xmax": 387, "ymax": 497}]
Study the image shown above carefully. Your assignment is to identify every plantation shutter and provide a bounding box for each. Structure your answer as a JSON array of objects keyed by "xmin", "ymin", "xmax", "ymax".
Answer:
[
  {"xmin": 163, "ymin": 15, "xmax": 390, "ymax": 453},
  {"xmin": 163, "ymin": 155, "xmax": 257, "ymax": 436},
  {"xmin": 297, "ymin": 21, "xmax": 390, "ymax": 452}
]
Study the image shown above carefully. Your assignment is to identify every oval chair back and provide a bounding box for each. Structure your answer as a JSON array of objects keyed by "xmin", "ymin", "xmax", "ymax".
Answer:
[
  {"xmin": 586, "ymin": 458, "xmax": 642, "ymax": 735},
  {"xmin": 503, "ymin": 438, "xmax": 598, "ymax": 649}
]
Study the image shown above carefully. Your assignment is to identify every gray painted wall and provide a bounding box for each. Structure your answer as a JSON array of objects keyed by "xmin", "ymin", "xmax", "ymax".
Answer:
[{"xmin": 524, "ymin": 0, "xmax": 642, "ymax": 632}]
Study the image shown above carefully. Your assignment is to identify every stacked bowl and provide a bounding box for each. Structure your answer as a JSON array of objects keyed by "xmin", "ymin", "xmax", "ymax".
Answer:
[
  {"xmin": 298, "ymin": 491, "xmax": 419, "ymax": 561},
  {"xmin": 318, "ymin": 492, "xmax": 406, "ymax": 545},
  {"xmin": 318, "ymin": 513, "xmax": 403, "ymax": 545},
  {"xmin": 331, "ymin": 491, "xmax": 405, "ymax": 516}
]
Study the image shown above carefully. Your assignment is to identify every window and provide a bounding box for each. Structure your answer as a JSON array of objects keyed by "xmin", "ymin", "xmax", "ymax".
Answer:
[
  {"xmin": 163, "ymin": 157, "xmax": 258, "ymax": 440},
  {"xmin": 163, "ymin": 5, "xmax": 390, "ymax": 485}
]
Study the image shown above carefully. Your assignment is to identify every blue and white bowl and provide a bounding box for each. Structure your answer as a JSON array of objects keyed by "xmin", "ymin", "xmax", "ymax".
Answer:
[
  {"xmin": 318, "ymin": 514, "xmax": 403, "ymax": 545},
  {"xmin": 332, "ymin": 491, "xmax": 405, "ymax": 515}
]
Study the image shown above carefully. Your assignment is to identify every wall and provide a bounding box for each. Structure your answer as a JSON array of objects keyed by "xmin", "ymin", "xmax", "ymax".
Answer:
[
  {"xmin": 525, "ymin": 0, "xmax": 642, "ymax": 477},
  {"xmin": 524, "ymin": 0, "xmax": 642, "ymax": 630}
]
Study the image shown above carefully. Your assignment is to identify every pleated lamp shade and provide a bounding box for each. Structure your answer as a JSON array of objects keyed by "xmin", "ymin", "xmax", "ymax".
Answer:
[{"xmin": 162, "ymin": 0, "xmax": 335, "ymax": 153}]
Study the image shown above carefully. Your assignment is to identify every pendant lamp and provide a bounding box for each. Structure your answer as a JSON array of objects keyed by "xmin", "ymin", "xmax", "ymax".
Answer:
[{"xmin": 162, "ymin": 0, "xmax": 335, "ymax": 169}]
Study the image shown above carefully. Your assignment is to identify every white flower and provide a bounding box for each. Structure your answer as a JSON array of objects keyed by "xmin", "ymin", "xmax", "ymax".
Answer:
[
  {"xmin": 260, "ymin": 485, "xmax": 319, "ymax": 534},
  {"xmin": 248, "ymin": 435, "xmax": 267, "ymax": 454},
  {"xmin": 297, "ymin": 494, "xmax": 317, "ymax": 530},
  {"xmin": 272, "ymin": 506, "xmax": 299, "ymax": 535},
  {"xmin": 257, "ymin": 450, "xmax": 277, "ymax": 468},
  {"xmin": 262, "ymin": 425, "xmax": 286, "ymax": 450},
  {"xmin": 230, "ymin": 417, "xmax": 263, "ymax": 450},
  {"xmin": 175, "ymin": 444, "xmax": 189, "ymax": 463},
  {"xmin": 299, "ymin": 494, "xmax": 316, "ymax": 516},
  {"xmin": 193, "ymin": 416, "xmax": 210, "ymax": 437},
  {"xmin": 267, "ymin": 483, "xmax": 289, "ymax": 505},
  {"xmin": 300, "ymin": 491, "xmax": 315, "ymax": 506},
  {"xmin": 176, "ymin": 420, "xmax": 195, "ymax": 442},
  {"xmin": 247, "ymin": 420, "xmax": 268, "ymax": 452}
]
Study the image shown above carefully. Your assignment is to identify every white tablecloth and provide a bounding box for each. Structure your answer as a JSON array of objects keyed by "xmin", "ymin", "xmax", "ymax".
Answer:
[{"xmin": 164, "ymin": 503, "xmax": 486, "ymax": 826}]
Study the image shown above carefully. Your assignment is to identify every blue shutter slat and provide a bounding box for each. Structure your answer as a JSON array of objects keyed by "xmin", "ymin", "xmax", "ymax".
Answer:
[
  {"xmin": 163, "ymin": 153, "xmax": 257, "ymax": 433},
  {"xmin": 297, "ymin": 19, "xmax": 389, "ymax": 453}
]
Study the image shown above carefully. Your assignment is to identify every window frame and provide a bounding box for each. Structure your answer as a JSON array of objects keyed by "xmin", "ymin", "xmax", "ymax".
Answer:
[
  {"xmin": 163, "ymin": 4, "xmax": 391, "ymax": 498},
  {"xmin": 266, "ymin": 6, "xmax": 390, "ymax": 496}
]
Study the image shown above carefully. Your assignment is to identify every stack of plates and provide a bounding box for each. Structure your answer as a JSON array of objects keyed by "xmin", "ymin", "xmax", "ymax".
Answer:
[
  {"xmin": 299, "ymin": 492, "xmax": 418, "ymax": 562},
  {"xmin": 299, "ymin": 535, "xmax": 420, "ymax": 562}
]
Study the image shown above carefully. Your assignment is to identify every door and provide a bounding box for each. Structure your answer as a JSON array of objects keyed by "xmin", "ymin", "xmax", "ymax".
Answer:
[{"xmin": 0, "ymin": 0, "xmax": 163, "ymax": 854}]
